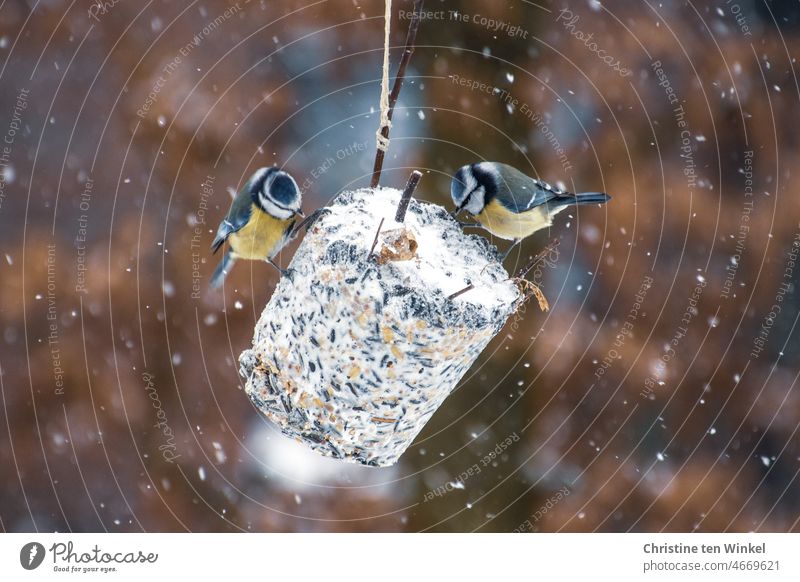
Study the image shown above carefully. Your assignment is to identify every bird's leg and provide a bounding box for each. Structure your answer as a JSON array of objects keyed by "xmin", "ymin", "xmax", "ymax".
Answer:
[
  {"xmin": 450, "ymin": 209, "xmax": 466, "ymax": 225},
  {"xmin": 267, "ymin": 258, "xmax": 294, "ymax": 281},
  {"xmin": 289, "ymin": 208, "xmax": 330, "ymax": 240},
  {"xmin": 501, "ymin": 239, "xmax": 521, "ymax": 260},
  {"xmin": 450, "ymin": 210, "xmax": 481, "ymax": 228}
]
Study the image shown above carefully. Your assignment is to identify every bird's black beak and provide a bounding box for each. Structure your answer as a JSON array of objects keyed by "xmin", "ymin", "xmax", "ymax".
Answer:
[
  {"xmin": 297, "ymin": 209, "xmax": 306, "ymax": 218},
  {"xmin": 451, "ymin": 191, "xmax": 470, "ymax": 218}
]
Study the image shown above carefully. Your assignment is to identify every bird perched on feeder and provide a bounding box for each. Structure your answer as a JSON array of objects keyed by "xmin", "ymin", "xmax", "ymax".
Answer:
[
  {"xmin": 450, "ymin": 161, "xmax": 610, "ymax": 258},
  {"xmin": 210, "ymin": 167, "xmax": 304, "ymax": 288}
]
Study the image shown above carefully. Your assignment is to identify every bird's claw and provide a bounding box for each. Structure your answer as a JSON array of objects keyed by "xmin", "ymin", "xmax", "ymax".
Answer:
[{"xmin": 295, "ymin": 207, "xmax": 331, "ymax": 233}]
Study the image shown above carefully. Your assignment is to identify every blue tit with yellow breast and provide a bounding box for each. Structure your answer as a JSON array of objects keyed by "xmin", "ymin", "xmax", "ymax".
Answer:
[
  {"xmin": 450, "ymin": 161, "xmax": 610, "ymax": 258},
  {"xmin": 210, "ymin": 166, "xmax": 303, "ymax": 288}
]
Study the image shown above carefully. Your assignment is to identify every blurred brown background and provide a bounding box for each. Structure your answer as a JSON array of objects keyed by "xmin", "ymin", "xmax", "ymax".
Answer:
[{"xmin": 1, "ymin": 0, "xmax": 799, "ymax": 532}]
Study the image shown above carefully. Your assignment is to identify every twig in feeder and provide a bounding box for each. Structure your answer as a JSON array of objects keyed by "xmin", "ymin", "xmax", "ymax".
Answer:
[
  {"xmin": 516, "ymin": 279, "xmax": 550, "ymax": 312},
  {"xmin": 370, "ymin": 0, "xmax": 425, "ymax": 189},
  {"xmin": 515, "ymin": 239, "xmax": 560, "ymax": 279},
  {"xmin": 509, "ymin": 239, "xmax": 559, "ymax": 313},
  {"xmin": 368, "ymin": 217, "xmax": 385, "ymax": 258},
  {"xmin": 447, "ymin": 284, "xmax": 474, "ymax": 301},
  {"xmin": 395, "ymin": 170, "xmax": 422, "ymax": 222}
]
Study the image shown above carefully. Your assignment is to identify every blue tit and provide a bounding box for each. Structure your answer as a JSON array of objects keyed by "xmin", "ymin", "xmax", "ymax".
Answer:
[
  {"xmin": 450, "ymin": 161, "xmax": 610, "ymax": 258},
  {"xmin": 210, "ymin": 166, "xmax": 303, "ymax": 288}
]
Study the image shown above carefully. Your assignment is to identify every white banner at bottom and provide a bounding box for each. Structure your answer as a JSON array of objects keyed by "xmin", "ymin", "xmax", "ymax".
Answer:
[{"xmin": 1, "ymin": 533, "xmax": 798, "ymax": 581}]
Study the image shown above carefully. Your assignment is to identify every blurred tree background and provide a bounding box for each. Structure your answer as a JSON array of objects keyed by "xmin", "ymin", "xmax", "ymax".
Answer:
[{"xmin": 1, "ymin": 0, "xmax": 799, "ymax": 532}]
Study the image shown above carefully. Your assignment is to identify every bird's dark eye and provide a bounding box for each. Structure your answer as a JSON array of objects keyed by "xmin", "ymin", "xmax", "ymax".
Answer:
[{"xmin": 268, "ymin": 174, "xmax": 298, "ymax": 205}]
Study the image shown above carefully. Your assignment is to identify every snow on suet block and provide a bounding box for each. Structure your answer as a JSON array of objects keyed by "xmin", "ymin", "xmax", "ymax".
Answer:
[{"xmin": 239, "ymin": 188, "xmax": 519, "ymax": 467}]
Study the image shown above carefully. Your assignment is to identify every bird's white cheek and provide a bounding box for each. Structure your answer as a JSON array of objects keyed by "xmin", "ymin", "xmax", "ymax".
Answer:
[
  {"xmin": 260, "ymin": 196, "xmax": 294, "ymax": 220},
  {"xmin": 465, "ymin": 188, "xmax": 485, "ymax": 215}
]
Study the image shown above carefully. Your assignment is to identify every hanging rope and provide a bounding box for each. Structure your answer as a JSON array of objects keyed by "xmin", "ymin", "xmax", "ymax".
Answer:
[
  {"xmin": 376, "ymin": 0, "xmax": 392, "ymax": 152},
  {"xmin": 370, "ymin": 0, "xmax": 423, "ymax": 189}
]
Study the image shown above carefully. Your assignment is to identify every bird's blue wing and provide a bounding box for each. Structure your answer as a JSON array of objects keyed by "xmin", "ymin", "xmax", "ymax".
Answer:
[
  {"xmin": 519, "ymin": 180, "xmax": 568, "ymax": 211},
  {"xmin": 211, "ymin": 193, "xmax": 253, "ymax": 253},
  {"xmin": 486, "ymin": 163, "xmax": 570, "ymax": 212},
  {"xmin": 517, "ymin": 182, "xmax": 606, "ymax": 212}
]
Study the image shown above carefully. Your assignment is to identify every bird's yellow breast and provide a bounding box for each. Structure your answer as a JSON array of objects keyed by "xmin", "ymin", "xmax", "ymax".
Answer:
[
  {"xmin": 476, "ymin": 198, "xmax": 552, "ymax": 240},
  {"xmin": 229, "ymin": 205, "xmax": 293, "ymax": 260}
]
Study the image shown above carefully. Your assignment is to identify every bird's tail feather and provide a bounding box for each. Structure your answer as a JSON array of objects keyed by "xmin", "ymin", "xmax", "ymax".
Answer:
[
  {"xmin": 574, "ymin": 192, "xmax": 611, "ymax": 205},
  {"xmin": 210, "ymin": 251, "xmax": 235, "ymax": 289},
  {"xmin": 550, "ymin": 192, "xmax": 611, "ymax": 208}
]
